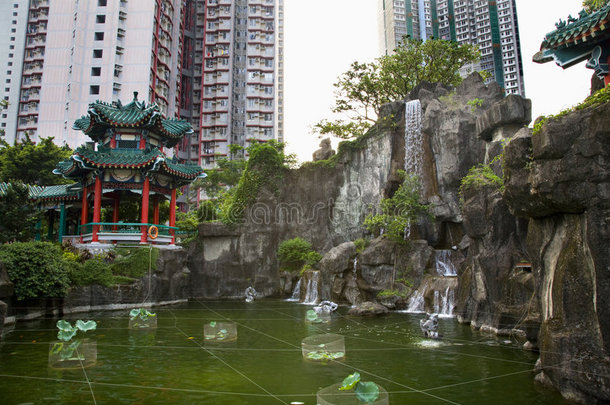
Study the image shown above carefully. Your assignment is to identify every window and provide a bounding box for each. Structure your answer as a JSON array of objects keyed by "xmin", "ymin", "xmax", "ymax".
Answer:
[
  {"xmin": 93, "ymin": 49, "xmax": 103, "ymax": 58},
  {"xmin": 96, "ymin": 15, "xmax": 106, "ymax": 23},
  {"xmin": 11, "ymin": 28, "xmax": 16, "ymax": 33},
  {"xmin": 9, "ymin": 45, "xmax": 14, "ymax": 50},
  {"xmin": 94, "ymin": 32, "xmax": 104, "ymax": 41},
  {"xmin": 98, "ymin": 0, "xmax": 107, "ymax": 6},
  {"xmin": 13, "ymin": 3, "xmax": 18, "ymax": 8},
  {"xmin": 90, "ymin": 85, "xmax": 100, "ymax": 95},
  {"xmin": 91, "ymin": 67, "xmax": 101, "ymax": 76},
  {"xmin": 12, "ymin": 20, "xmax": 16, "ymax": 24},
  {"xmin": 6, "ymin": 71, "xmax": 11, "ymax": 75},
  {"xmin": 5, "ymin": 79, "xmax": 10, "ymax": 83}
]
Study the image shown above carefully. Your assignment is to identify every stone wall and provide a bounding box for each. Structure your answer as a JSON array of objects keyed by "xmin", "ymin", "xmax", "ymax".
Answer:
[{"xmin": 503, "ymin": 102, "xmax": 610, "ymax": 404}]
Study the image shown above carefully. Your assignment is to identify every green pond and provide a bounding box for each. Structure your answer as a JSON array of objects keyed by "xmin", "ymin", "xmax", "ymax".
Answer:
[{"xmin": 0, "ymin": 300, "xmax": 568, "ymax": 404}]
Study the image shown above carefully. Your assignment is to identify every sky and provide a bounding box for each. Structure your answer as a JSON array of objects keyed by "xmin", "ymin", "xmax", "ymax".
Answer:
[{"xmin": 283, "ymin": 0, "xmax": 592, "ymax": 162}]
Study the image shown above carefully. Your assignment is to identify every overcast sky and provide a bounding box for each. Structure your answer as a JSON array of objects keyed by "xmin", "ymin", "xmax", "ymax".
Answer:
[{"xmin": 283, "ymin": 0, "xmax": 591, "ymax": 162}]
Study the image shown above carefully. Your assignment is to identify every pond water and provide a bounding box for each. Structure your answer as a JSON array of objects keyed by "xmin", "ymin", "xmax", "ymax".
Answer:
[{"xmin": 0, "ymin": 300, "xmax": 568, "ymax": 404}]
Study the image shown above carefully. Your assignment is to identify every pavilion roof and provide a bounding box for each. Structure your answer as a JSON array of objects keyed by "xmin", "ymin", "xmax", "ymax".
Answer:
[
  {"xmin": 36, "ymin": 184, "xmax": 81, "ymax": 202},
  {"xmin": 534, "ymin": 4, "xmax": 610, "ymax": 66},
  {"xmin": 0, "ymin": 182, "xmax": 43, "ymax": 199},
  {"xmin": 54, "ymin": 145, "xmax": 204, "ymax": 185},
  {"xmin": 0, "ymin": 182, "xmax": 80, "ymax": 203},
  {"xmin": 73, "ymin": 92, "xmax": 193, "ymax": 148}
]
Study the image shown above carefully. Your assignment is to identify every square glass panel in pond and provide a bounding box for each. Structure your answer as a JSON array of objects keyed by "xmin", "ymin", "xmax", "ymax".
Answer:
[
  {"xmin": 301, "ymin": 333, "xmax": 345, "ymax": 363},
  {"xmin": 48, "ymin": 339, "xmax": 97, "ymax": 369},
  {"xmin": 316, "ymin": 382, "xmax": 389, "ymax": 405},
  {"xmin": 128, "ymin": 308, "xmax": 157, "ymax": 329},
  {"xmin": 204, "ymin": 321, "xmax": 237, "ymax": 342}
]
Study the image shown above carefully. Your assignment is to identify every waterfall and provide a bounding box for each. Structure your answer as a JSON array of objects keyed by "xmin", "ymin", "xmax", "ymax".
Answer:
[
  {"xmin": 406, "ymin": 288, "xmax": 426, "ymax": 313},
  {"xmin": 434, "ymin": 287, "xmax": 455, "ymax": 317},
  {"xmin": 352, "ymin": 257, "xmax": 358, "ymax": 280},
  {"xmin": 404, "ymin": 99, "xmax": 423, "ymax": 180},
  {"xmin": 434, "ymin": 250, "xmax": 457, "ymax": 277},
  {"xmin": 303, "ymin": 271, "xmax": 320, "ymax": 305},
  {"xmin": 404, "ymin": 100, "xmax": 423, "ymax": 239},
  {"xmin": 288, "ymin": 278, "xmax": 302, "ymax": 301}
]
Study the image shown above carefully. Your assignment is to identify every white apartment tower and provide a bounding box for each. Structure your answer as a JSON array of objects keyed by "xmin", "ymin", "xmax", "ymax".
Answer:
[
  {"xmin": 379, "ymin": 0, "xmax": 525, "ymax": 95},
  {"xmin": 178, "ymin": 0, "xmax": 285, "ymax": 169},
  {"xmin": 2, "ymin": 0, "xmax": 185, "ymax": 147}
]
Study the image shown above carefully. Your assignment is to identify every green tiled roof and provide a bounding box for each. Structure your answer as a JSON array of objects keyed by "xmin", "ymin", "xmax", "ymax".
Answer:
[
  {"xmin": 73, "ymin": 92, "xmax": 193, "ymax": 147},
  {"xmin": 55, "ymin": 146, "xmax": 204, "ymax": 183},
  {"xmin": 540, "ymin": 4, "xmax": 610, "ymax": 50},
  {"xmin": 36, "ymin": 184, "xmax": 80, "ymax": 201},
  {"xmin": 0, "ymin": 182, "xmax": 43, "ymax": 199},
  {"xmin": 0, "ymin": 182, "xmax": 80, "ymax": 202}
]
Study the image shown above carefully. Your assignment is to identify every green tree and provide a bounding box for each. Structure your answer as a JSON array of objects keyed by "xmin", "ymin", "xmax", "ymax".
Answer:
[
  {"xmin": 0, "ymin": 181, "xmax": 41, "ymax": 243},
  {"xmin": 583, "ymin": 0, "xmax": 608, "ymax": 12},
  {"xmin": 315, "ymin": 38, "xmax": 481, "ymax": 139},
  {"xmin": 0, "ymin": 135, "xmax": 72, "ymax": 185}
]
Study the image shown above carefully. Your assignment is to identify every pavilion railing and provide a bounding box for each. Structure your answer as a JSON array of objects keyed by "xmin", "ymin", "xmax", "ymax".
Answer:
[{"xmin": 79, "ymin": 222, "xmax": 178, "ymax": 236}]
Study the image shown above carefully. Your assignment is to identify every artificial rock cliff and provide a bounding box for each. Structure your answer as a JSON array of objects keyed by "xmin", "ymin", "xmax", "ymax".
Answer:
[{"xmin": 502, "ymin": 102, "xmax": 610, "ymax": 404}]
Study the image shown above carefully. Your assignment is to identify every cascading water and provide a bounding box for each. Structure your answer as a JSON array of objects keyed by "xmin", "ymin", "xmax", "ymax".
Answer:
[
  {"xmin": 404, "ymin": 99, "xmax": 423, "ymax": 239},
  {"xmin": 433, "ymin": 287, "xmax": 455, "ymax": 317},
  {"xmin": 303, "ymin": 271, "xmax": 320, "ymax": 305},
  {"xmin": 352, "ymin": 257, "xmax": 358, "ymax": 280},
  {"xmin": 288, "ymin": 278, "xmax": 302, "ymax": 301},
  {"xmin": 406, "ymin": 287, "xmax": 426, "ymax": 313},
  {"xmin": 404, "ymin": 99, "xmax": 423, "ymax": 180},
  {"xmin": 434, "ymin": 250, "xmax": 458, "ymax": 277}
]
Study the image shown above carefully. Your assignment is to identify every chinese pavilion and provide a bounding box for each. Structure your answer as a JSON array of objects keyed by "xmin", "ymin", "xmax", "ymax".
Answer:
[
  {"xmin": 534, "ymin": 3, "xmax": 610, "ymax": 86},
  {"xmin": 53, "ymin": 92, "xmax": 204, "ymax": 247}
]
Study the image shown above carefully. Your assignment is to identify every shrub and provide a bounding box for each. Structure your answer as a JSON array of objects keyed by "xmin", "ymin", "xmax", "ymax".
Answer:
[
  {"xmin": 353, "ymin": 238, "xmax": 369, "ymax": 253},
  {"xmin": 364, "ymin": 171, "xmax": 430, "ymax": 242},
  {"xmin": 111, "ymin": 247, "xmax": 158, "ymax": 279},
  {"xmin": 0, "ymin": 242, "xmax": 69, "ymax": 300},
  {"xmin": 70, "ymin": 257, "xmax": 113, "ymax": 287},
  {"xmin": 277, "ymin": 237, "xmax": 320, "ymax": 272}
]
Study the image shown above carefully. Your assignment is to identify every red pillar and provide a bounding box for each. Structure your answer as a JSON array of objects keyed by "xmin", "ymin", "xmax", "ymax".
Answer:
[
  {"xmin": 139, "ymin": 134, "xmax": 146, "ymax": 149},
  {"xmin": 153, "ymin": 195, "xmax": 160, "ymax": 225},
  {"xmin": 80, "ymin": 185, "xmax": 88, "ymax": 242},
  {"xmin": 169, "ymin": 188, "xmax": 177, "ymax": 245},
  {"xmin": 92, "ymin": 177, "xmax": 102, "ymax": 243},
  {"xmin": 140, "ymin": 177, "xmax": 150, "ymax": 243},
  {"xmin": 112, "ymin": 196, "xmax": 120, "ymax": 231},
  {"xmin": 110, "ymin": 134, "xmax": 116, "ymax": 148}
]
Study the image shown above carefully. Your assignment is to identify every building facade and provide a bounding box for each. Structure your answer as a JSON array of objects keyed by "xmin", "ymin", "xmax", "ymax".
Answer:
[
  {"xmin": 178, "ymin": 0, "xmax": 284, "ymax": 170},
  {"xmin": 379, "ymin": 0, "xmax": 525, "ymax": 95},
  {"xmin": 1, "ymin": 0, "xmax": 185, "ymax": 147},
  {"xmin": 1, "ymin": 0, "xmax": 285, "ymax": 174}
]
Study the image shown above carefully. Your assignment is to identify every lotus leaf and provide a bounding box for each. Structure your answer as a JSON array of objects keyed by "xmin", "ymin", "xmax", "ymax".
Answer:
[{"xmin": 354, "ymin": 381, "xmax": 379, "ymax": 403}]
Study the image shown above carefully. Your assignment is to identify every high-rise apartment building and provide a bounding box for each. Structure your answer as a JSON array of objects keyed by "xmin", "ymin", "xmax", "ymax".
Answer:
[
  {"xmin": 178, "ymin": 0, "xmax": 284, "ymax": 170},
  {"xmin": 1, "ymin": 0, "xmax": 185, "ymax": 147},
  {"xmin": 1, "ymin": 0, "xmax": 285, "ymax": 174},
  {"xmin": 379, "ymin": 0, "xmax": 525, "ymax": 95}
]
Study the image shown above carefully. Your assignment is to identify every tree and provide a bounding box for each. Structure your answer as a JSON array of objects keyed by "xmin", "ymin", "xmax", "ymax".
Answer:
[
  {"xmin": 0, "ymin": 135, "xmax": 72, "ymax": 185},
  {"xmin": 315, "ymin": 38, "xmax": 481, "ymax": 139},
  {"xmin": 0, "ymin": 181, "xmax": 42, "ymax": 243},
  {"xmin": 583, "ymin": 0, "xmax": 608, "ymax": 12}
]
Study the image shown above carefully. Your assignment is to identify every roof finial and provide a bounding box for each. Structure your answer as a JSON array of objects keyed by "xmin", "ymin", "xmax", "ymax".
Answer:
[{"xmin": 133, "ymin": 91, "xmax": 139, "ymax": 101}]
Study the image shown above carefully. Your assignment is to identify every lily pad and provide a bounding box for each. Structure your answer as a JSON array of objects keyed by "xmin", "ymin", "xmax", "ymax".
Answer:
[
  {"xmin": 339, "ymin": 372, "xmax": 361, "ymax": 391},
  {"xmin": 76, "ymin": 320, "xmax": 97, "ymax": 332},
  {"xmin": 354, "ymin": 381, "xmax": 379, "ymax": 403}
]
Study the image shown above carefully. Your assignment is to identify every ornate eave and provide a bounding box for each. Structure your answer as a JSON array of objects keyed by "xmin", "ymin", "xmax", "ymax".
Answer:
[
  {"xmin": 54, "ymin": 146, "xmax": 204, "ymax": 185},
  {"xmin": 72, "ymin": 92, "xmax": 193, "ymax": 147},
  {"xmin": 534, "ymin": 4, "xmax": 610, "ymax": 79}
]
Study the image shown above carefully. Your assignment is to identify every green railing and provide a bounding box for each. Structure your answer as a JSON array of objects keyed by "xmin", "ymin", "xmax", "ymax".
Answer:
[{"xmin": 79, "ymin": 222, "xmax": 178, "ymax": 236}]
